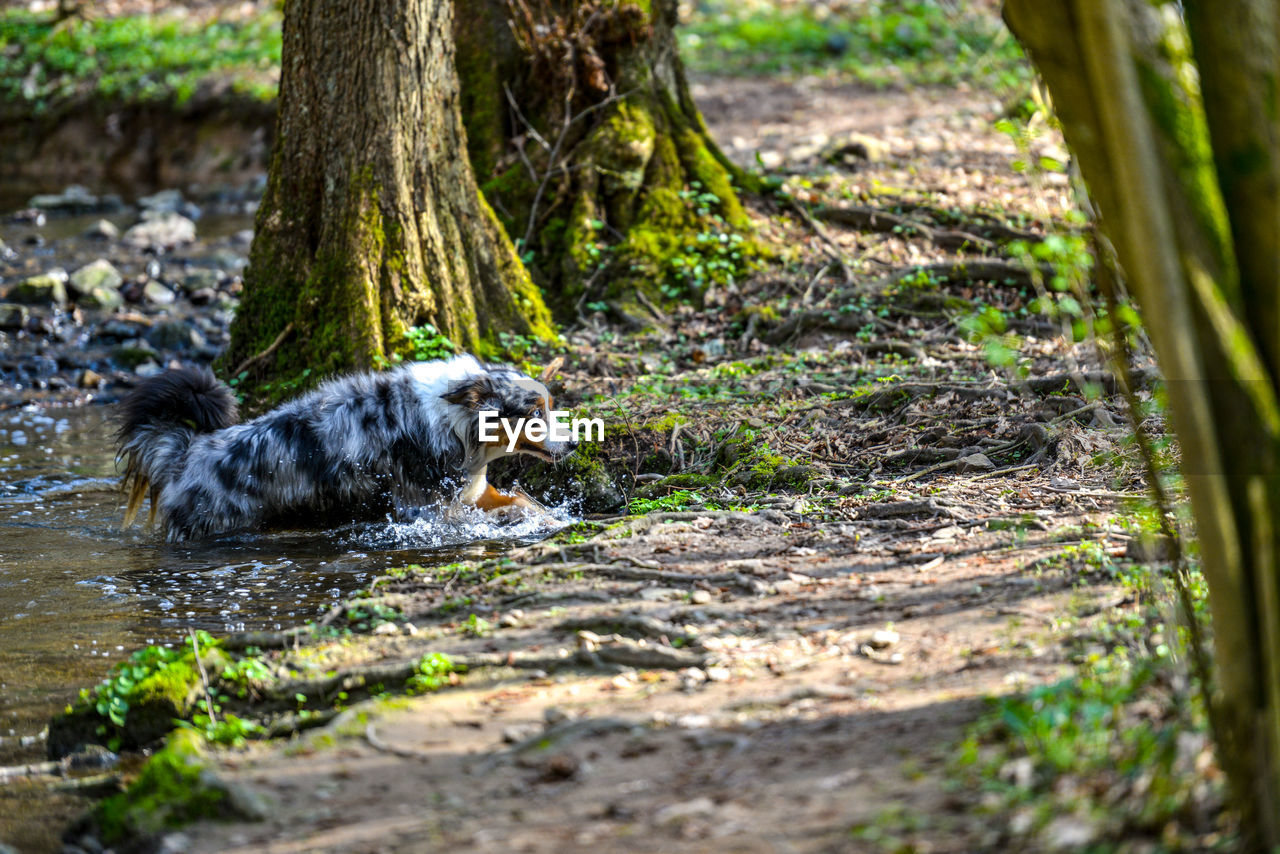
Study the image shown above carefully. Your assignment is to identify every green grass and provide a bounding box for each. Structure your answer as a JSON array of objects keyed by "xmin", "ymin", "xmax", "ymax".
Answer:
[
  {"xmin": 0, "ymin": 8, "xmax": 281, "ymax": 112},
  {"xmin": 679, "ymin": 1, "xmax": 1030, "ymax": 91}
]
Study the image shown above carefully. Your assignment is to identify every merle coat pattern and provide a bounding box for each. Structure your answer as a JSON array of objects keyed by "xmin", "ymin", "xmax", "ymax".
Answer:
[{"xmin": 116, "ymin": 356, "xmax": 568, "ymax": 541}]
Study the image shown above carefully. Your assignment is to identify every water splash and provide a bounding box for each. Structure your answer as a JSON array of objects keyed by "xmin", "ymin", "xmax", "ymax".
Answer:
[{"xmin": 349, "ymin": 499, "xmax": 580, "ymax": 551}]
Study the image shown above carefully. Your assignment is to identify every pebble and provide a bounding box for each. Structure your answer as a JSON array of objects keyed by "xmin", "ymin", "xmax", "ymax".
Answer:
[
  {"xmin": 0, "ymin": 304, "xmax": 29, "ymax": 330},
  {"xmin": 143, "ymin": 281, "xmax": 176, "ymax": 306},
  {"xmin": 705, "ymin": 666, "xmax": 731, "ymax": 682},
  {"xmin": 82, "ymin": 219, "xmax": 119, "ymax": 240},
  {"xmin": 123, "ymin": 213, "xmax": 197, "ymax": 249},
  {"xmin": 690, "ymin": 589, "xmax": 712, "ymax": 605},
  {"xmin": 78, "ymin": 369, "xmax": 104, "ymax": 389},
  {"xmin": 147, "ymin": 320, "xmax": 205, "ymax": 351},
  {"xmin": 372, "ymin": 622, "xmax": 399, "ymax": 636},
  {"xmin": 188, "ymin": 287, "xmax": 218, "ymax": 306},
  {"xmin": 868, "ymin": 629, "xmax": 899, "ymax": 649},
  {"xmin": 543, "ymin": 706, "xmax": 569, "ymax": 725},
  {"xmin": 69, "ymin": 259, "xmax": 124, "ymax": 297},
  {"xmin": 8, "ymin": 271, "xmax": 68, "ymax": 306},
  {"xmin": 28, "ymin": 184, "xmax": 123, "ymax": 215},
  {"xmin": 135, "ymin": 361, "xmax": 164, "ymax": 377},
  {"xmin": 178, "ymin": 270, "xmax": 220, "ymax": 293}
]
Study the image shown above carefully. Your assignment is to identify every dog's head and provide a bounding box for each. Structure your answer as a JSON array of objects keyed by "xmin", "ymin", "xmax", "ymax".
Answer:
[{"xmin": 442, "ymin": 365, "xmax": 576, "ymax": 465}]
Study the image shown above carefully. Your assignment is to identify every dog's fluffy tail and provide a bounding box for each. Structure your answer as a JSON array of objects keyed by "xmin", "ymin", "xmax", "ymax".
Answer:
[{"xmin": 116, "ymin": 366, "xmax": 238, "ymax": 526}]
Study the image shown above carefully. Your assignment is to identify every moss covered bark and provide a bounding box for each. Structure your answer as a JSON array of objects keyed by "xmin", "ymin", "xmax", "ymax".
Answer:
[
  {"xmin": 456, "ymin": 0, "xmax": 762, "ymax": 315},
  {"xmin": 221, "ymin": 0, "xmax": 554, "ymax": 395},
  {"xmin": 1003, "ymin": 1, "xmax": 1280, "ymax": 845}
]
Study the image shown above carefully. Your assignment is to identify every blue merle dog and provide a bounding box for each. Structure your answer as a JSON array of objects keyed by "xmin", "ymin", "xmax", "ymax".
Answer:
[{"xmin": 116, "ymin": 355, "xmax": 573, "ymax": 541}]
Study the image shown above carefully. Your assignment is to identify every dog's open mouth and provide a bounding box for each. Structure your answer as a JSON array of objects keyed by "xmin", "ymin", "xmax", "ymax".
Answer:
[{"xmin": 521, "ymin": 447, "xmax": 557, "ymax": 462}]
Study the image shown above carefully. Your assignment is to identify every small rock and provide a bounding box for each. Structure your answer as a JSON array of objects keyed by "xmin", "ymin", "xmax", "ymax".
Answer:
[
  {"xmin": 502, "ymin": 724, "xmax": 540, "ymax": 744},
  {"xmin": 372, "ymin": 622, "xmax": 399, "ymax": 636},
  {"xmin": 868, "ymin": 629, "xmax": 899, "ymax": 649},
  {"xmin": 543, "ymin": 706, "xmax": 569, "ymax": 725},
  {"xmin": 178, "ymin": 269, "xmax": 220, "ymax": 294},
  {"xmin": 955, "ymin": 452, "xmax": 996, "ymax": 473},
  {"xmin": 70, "ymin": 260, "xmax": 124, "ymax": 297},
  {"xmin": 82, "ymin": 219, "xmax": 119, "ymax": 240},
  {"xmin": 690, "ymin": 589, "xmax": 712, "ymax": 605},
  {"xmin": 188, "ymin": 287, "xmax": 218, "ymax": 306},
  {"xmin": 8, "ymin": 272, "xmax": 68, "ymax": 306},
  {"xmin": 0, "ymin": 303, "xmax": 29, "ymax": 330},
  {"xmin": 80, "ymin": 285, "xmax": 124, "ymax": 311},
  {"xmin": 123, "ymin": 213, "xmax": 196, "ymax": 250},
  {"xmin": 704, "ymin": 666, "xmax": 731, "ymax": 682},
  {"xmin": 78, "ymin": 369, "xmax": 104, "ymax": 389},
  {"xmin": 135, "ymin": 361, "xmax": 163, "ymax": 377},
  {"xmin": 29, "ymin": 185, "xmax": 123, "ymax": 215},
  {"xmin": 498, "ymin": 613, "xmax": 521, "ymax": 628},
  {"xmin": 23, "ymin": 356, "xmax": 58, "ymax": 378},
  {"xmin": 137, "ymin": 189, "xmax": 185, "ymax": 214},
  {"xmin": 143, "ymin": 281, "xmax": 176, "ymax": 306},
  {"xmin": 147, "ymin": 320, "xmax": 205, "ymax": 351}
]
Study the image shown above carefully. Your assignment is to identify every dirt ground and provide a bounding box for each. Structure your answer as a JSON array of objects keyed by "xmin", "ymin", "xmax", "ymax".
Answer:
[{"xmin": 134, "ymin": 77, "xmax": 1153, "ymax": 853}]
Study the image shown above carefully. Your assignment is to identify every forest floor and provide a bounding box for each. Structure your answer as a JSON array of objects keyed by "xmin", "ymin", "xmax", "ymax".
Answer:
[
  {"xmin": 79, "ymin": 79, "xmax": 1222, "ymax": 853},
  {"xmin": 0, "ymin": 4, "xmax": 1229, "ymax": 853}
]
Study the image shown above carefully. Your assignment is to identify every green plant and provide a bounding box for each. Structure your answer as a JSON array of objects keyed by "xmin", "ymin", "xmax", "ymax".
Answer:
[{"xmin": 406, "ymin": 653, "xmax": 457, "ymax": 694}]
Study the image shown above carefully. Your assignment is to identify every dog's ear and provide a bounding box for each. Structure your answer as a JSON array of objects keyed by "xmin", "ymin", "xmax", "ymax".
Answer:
[{"xmin": 442, "ymin": 376, "xmax": 498, "ymax": 411}]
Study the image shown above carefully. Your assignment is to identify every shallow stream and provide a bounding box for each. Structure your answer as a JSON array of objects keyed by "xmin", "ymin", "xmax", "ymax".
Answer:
[{"xmin": 0, "ymin": 403, "xmax": 560, "ymax": 850}]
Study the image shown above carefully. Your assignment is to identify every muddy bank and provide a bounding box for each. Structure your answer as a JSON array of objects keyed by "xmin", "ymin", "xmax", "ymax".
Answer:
[{"xmin": 0, "ymin": 95, "xmax": 274, "ymax": 210}]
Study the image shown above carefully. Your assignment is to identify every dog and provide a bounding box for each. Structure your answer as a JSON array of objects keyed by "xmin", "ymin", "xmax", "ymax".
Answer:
[{"xmin": 116, "ymin": 355, "xmax": 574, "ymax": 541}]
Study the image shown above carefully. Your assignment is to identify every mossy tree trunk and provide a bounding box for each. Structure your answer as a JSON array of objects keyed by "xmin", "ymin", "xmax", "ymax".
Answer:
[
  {"xmin": 1004, "ymin": 1, "xmax": 1280, "ymax": 846},
  {"xmin": 223, "ymin": 0, "xmax": 554, "ymax": 391},
  {"xmin": 454, "ymin": 0, "xmax": 760, "ymax": 316}
]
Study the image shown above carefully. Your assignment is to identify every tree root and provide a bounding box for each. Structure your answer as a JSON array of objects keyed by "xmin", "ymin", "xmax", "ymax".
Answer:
[
  {"xmin": 568, "ymin": 562, "xmax": 767, "ymax": 593},
  {"xmin": 556, "ymin": 613, "xmax": 698, "ymax": 645},
  {"xmin": 815, "ymin": 204, "xmax": 998, "ymax": 254}
]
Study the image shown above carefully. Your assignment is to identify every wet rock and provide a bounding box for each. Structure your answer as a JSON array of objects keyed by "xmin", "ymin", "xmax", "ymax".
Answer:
[
  {"xmin": 79, "ymin": 286, "xmax": 124, "ymax": 311},
  {"xmin": 0, "ymin": 238, "xmax": 15, "ymax": 262},
  {"xmin": 78, "ymin": 369, "xmax": 105, "ymax": 389},
  {"xmin": 7, "ymin": 208, "xmax": 45, "ymax": 226},
  {"xmin": 8, "ymin": 271, "xmax": 68, "ymax": 306},
  {"xmin": 0, "ymin": 304, "xmax": 29, "ymax": 330},
  {"xmin": 69, "ymin": 260, "xmax": 124, "ymax": 298},
  {"xmin": 178, "ymin": 269, "xmax": 220, "ymax": 294},
  {"xmin": 135, "ymin": 361, "xmax": 164, "ymax": 377},
  {"xmin": 143, "ymin": 280, "xmax": 176, "ymax": 306},
  {"xmin": 82, "ymin": 219, "xmax": 119, "ymax": 240},
  {"xmin": 95, "ymin": 318, "xmax": 151, "ymax": 342},
  {"xmin": 113, "ymin": 341, "xmax": 158, "ymax": 368},
  {"xmin": 188, "ymin": 287, "xmax": 218, "ymax": 306},
  {"xmin": 29, "ymin": 185, "xmax": 124, "ymax": 216},
  {"xmin": 22, "ymin": 356, "xmax": 58, "ymax": 378},
  {"xmin": 25, "ymin": 314, "xmax": 54, "ymax": 336},
  {"xmin": 139, "ymin": 188, "xmax": 202, "ymax": 220},
  {"xmin": 123, "ymin": 213, "xmax": 197, "ymax": 250},
  {"xmin": 147, "ymin": 320, "xmax": 206, "ymax": 352}
]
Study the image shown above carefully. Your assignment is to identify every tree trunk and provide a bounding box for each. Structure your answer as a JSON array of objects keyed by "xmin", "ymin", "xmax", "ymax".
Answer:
[
  {"xmin": 454, "ymin": 0, "xmax": 760, "ymax": 315},
  {"xmin": 222, "ymin": 0, "xmax": 554, "ymax": 392},
  {"xmin": 1003, "ymin": 1, "xmax": 1280, "ymax": 846}
]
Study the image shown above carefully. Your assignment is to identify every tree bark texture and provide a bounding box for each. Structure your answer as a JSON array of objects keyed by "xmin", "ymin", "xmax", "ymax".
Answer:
[
  {"xmin": 1004, "ymin": 1, "xmax": 1280, "ymax": 846},
  {"xmin": 224, "ymin": 0, "xmax": 554, "ymax": 391},
  {"xmin": 454, "ymin": 0, "xmax": 760, "ymax": 313}
]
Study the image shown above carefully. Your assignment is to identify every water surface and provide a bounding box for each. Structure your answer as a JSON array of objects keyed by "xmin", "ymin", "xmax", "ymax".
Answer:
[{"xmin": 0, "ymin": 403, "xmax": 562, "ymax": 851}]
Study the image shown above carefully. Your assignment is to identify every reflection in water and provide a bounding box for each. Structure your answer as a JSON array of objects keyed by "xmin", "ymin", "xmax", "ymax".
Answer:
[{"xmin": 0, "ymin": 402, "xmax": 569, "ymax": 850}]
